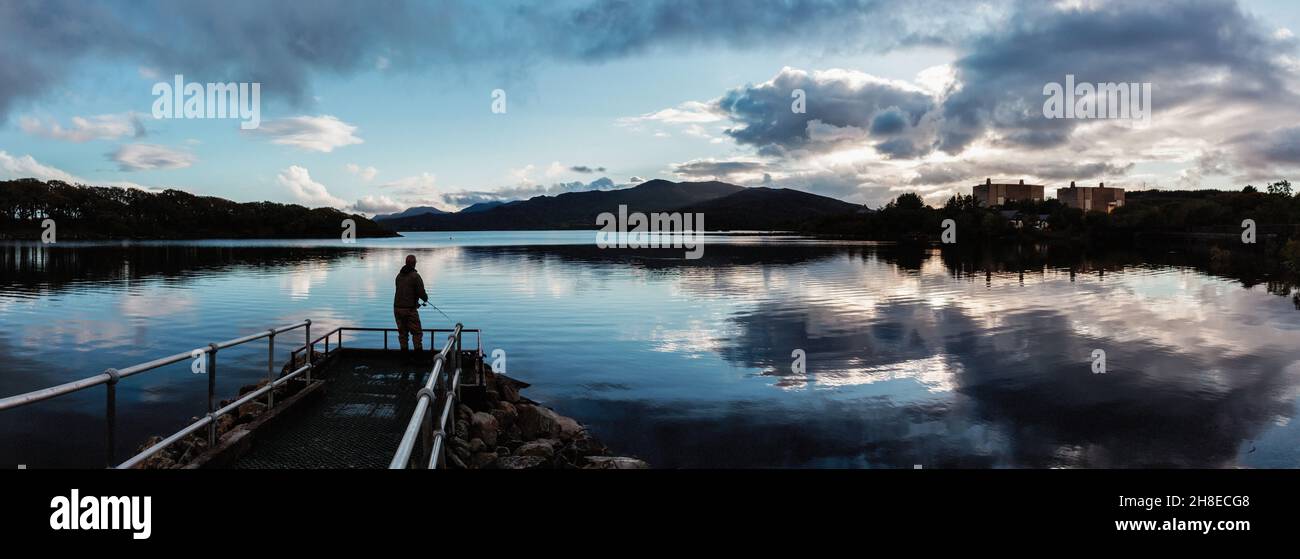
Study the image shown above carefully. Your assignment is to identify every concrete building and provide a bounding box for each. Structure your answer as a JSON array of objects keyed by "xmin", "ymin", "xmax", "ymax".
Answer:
[
  {"xmin": 1056, "ymin": 181, "xmax": 1125, "ymax": 213},
  {"xmin": 973, "ymin": 178, "xmax": 1044, "ymax": 207}
]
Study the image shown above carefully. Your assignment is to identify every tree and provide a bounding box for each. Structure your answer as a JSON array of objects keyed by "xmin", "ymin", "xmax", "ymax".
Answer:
[
  {"xmin": 894, "ymin": 192, "xmax": 926, "ymax": 210},
  {"xmin": 1267, "ymin": 180, "xmax": 1292, "ymax": 196},
  {"xmin": 1242, "ymin": 185, "xmax": 1258, "ymax": 193}
]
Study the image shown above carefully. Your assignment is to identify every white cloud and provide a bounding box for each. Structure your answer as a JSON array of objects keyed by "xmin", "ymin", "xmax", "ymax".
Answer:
[
  {"xmin": 379, "ymin": 172, "xmax": 437, "ymax": 194},
  {"xmin": 619, "ymin": 100, "xmax": 724, "ymax": 126},
  {"xmin": 251, "ymin": 115, "xmax": 363, "ymax": 152},
  {"xmin": 109, "ymin": 143, "xmax": 196, "ymax": 171},
  {"xmin": 0, "ymin": 150, "xmax": 81, "ymax": 182},
  {"xmin": 345, "ymin": 163, "xmax": 378, "ymax": 182},
  {"xmin": 352, "ymin": 194, "xmax": 405, "ymax": 215},
  {"xmin": 20, "ymin": 112, "xmax": 144, "ymax": 142},
  {"xmin": 277, "ymin": 165, "xmax": 347, "ymax": 208},
  {"xmin": 0, "ymin": 150, "xmax": 161, "ymax": 191}
]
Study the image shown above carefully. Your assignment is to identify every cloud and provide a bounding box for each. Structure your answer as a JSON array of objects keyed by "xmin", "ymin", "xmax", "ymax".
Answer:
[
  {"xmin": 672, "ymin": 159, "xmax": 767, "ymax": 180},
  {"xmin": 569, "ymin": 165, "xmax": 606, "ymax": 174},
  {"xmin": 0, "ymin": 150, "xmax": 81, "ymax": 182},
  {"xmin": 379, "ymin": 172, "xmax": 437, "ymax": 194},
  {"xmin": 277, "ymin": 165, "xmax": 346, "ymax": 208},
  {"xmin": 345, "ymin": 163, "xmax": 378, "ymax": 182},
  {"xmin": 937, "ymin": 0, "xmax": 1299, "ymax": 153},
  {"xmin": 619, "ymin": 101, "xmax": 723, "ymax": 126},
  {"xmin": 109, "ymin": 143, "xmax": 196, "ymax": 171},
  {"xmin": 250, "ymin": 115, "xmax": 362, "ymax": 152},
  {"xmin": 20, "ymin": 112, "xmax": 145, "ymax": 142},
  {"xmin": 0, "ymin": 150, "xmax": 160, "ymax": 191},
  {"xmin": 714, "ymin": 67, "xmax": 938, "ymax": 158},
  {"xmin": 0, "ymin": 0, "xmax": 989, "ymax": 122},
  {"xmin": 351, "ymin": 194, "xmax": 405, "ymax": 215},
  {"xmin": 441, "ymin": 177, "xmax": 618, "ymax": 207}
]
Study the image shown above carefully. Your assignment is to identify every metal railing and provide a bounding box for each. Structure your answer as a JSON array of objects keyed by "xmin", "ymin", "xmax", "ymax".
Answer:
[
  {"xmin": 390, "ymin": 323, "xmax": 466, "ymax": 469},
  {"xmin": 0, "ymin": 320, "xmax": 314, "ymax": 468}
]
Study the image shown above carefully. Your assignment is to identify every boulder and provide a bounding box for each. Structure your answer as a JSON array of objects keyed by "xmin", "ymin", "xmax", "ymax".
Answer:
[
  {"xmin": 468, "ymin": 438, "xmax": 485, "ymax": 454},
  {"xmin": 516, "ymin": 439, "xmax": 558, "ymax": 459},
  {"xmin": 555, "ymin": 415, "xmax": 583, "ymax": 441},
  {"xmin": 516, "ymin": 404, "xmax": 559, "ymax": 439},
  {"xmin": 495, "ymin": 455, "xmax": 548, "ymax": 470},
  {"xmin": 469, "ymin": 413, "xmax": 499, "ymax": 447},
  {"xmin": 491, "ymin": 401, "xmax": 517, "ymax": 429},
  {"xmin": 469, "ymin": 452, "xmax": 497, "ymax": 469},
  {"xmin": 584, "ymin": 456, "xmax": 649, "ymax": 470}
]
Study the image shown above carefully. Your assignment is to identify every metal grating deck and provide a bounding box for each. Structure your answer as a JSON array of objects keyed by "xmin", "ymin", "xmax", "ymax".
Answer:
[{"xmin": 233, "ymin": 351, "xmax": 431, "ymax": 469}]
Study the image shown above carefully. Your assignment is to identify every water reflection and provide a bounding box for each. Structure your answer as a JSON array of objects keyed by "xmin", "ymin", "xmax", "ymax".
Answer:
[{"xmin": 1, "ymin": 234, "xmax": 1298, "ymax": 468}]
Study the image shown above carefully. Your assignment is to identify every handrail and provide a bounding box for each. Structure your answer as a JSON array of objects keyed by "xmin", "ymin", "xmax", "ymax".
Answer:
[
  {"xmin": 0, "ymin": 320, "xmax": 312, "ymax": 467},
  {"xmin": 390, "ymin": 323, "xmax": 464, "ymax": 469}
]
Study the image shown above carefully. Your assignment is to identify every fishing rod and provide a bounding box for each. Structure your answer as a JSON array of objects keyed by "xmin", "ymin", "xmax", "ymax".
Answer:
[{"xmin": 419, "ymin": 301, "xmax": 455, "ymax": 323}]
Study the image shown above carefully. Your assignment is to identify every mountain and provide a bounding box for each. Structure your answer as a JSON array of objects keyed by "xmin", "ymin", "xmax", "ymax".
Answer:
[
  {"xmin": 380, "ymin": 179, "xmax": 859, "ymax": 232},
  {"xmin": 677, "ymin": 187, "xmax": 863, "ymax": 231},
  {"xmin": 373, "ymin": 206, "xmax": 447, "ymax": 221},
  {"xmin": 459, "ymin": 200, "xmax": 509, "ymax": 213}
]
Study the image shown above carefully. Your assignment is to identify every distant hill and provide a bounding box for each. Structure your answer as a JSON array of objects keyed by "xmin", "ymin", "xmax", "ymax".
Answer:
[
  {"xmin": 677, "ymin": 187, "xmax": 864, "ymax": 231},
  {"xmin": 383, "ymin": 179, "xmax": 751, "ymax": 231},
  {"xmin": 373, "ymin": 206, "xmax": 447, "ymax": 221},
  {"xmin": 459, "ymin": 201, "xmax": 509, "ymax": 213},
  {"xmin": 0, "ymin": 178, "xmax": 399, "ymax": 240}
]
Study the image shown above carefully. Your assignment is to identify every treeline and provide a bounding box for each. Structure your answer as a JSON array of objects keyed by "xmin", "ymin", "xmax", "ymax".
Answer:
[
  {"xmin": 0, "ymin": 179, "xmax": 398, "ymax": 240},
  {"xmin": 804, "ymin": 183, "xmax": 1300, "ymax": 270}
]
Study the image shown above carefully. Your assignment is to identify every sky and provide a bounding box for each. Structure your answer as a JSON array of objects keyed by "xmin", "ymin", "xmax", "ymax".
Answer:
[{"xmin": 3, "ymin": 0, "xmax": 1300, "ymax": 214}]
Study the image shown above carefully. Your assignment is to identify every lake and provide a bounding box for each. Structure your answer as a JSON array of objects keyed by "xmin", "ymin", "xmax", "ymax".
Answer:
[{"xmin": 2, "ymin": 231, "xmax": 1299, "ymax": 468}]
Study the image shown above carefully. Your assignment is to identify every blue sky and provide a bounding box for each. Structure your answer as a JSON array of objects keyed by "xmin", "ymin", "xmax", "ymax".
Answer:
[{"xmin": 3, "ymin": 0, "xmax": 1300, "ymax": 214}]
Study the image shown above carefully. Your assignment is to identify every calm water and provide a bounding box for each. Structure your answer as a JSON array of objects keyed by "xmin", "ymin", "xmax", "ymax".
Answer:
[{"xmin": 2, "ymin": 231, "xmax": 1299, "ymax": 468}]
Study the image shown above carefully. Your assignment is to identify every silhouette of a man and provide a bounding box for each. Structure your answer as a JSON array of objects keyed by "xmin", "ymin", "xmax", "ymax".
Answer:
[{"xmin": 393, "ymin": 254, "xmax": 429, "ymax": 352}]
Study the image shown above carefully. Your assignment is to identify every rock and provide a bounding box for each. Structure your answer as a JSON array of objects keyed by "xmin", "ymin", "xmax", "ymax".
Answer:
[
  {"xmin": 555, "ymin": 415, "xmax": 582, "ymax": 441},
  {"xmin": 456, "ymin": 403, "xmax": 473, "ymax": 422},
  {"xmin": 567, "ymin": 432, "xmax": 608, "ymax": 457},
  {"xmin": 470, "ymin": 412, "xmax": 499, "ymax": 447},
  {"xmin": 491, "ymin": 401, "xmax": 517, "ymax": 429},
  {"xmin": 447, "ymin": 451, "xmax": 467, "ymax": 469},
  {"xmin": 584, "ymin": 456, "xmax": 649, "ymax": 470},
  {"xmin": 469, "ymin": 452, "xmax": 497, "ymax": 469},
  {"xmin": 215, "ymin": 414, "xmax": 235, "ymax": 436},
  {"xmin": 516, "ymin": 404, "xmax": 559, "ymax": 439},
  {"xmin": 497, "ymin": 379, "xmax": 522, "ymax": 403},
  {"xmin": 237, "ymin": 401, "xmax": 266, "ymax": 423},
  {"xmin": 468, "ymin": 438, "xmax": 485, "ymax": 454},
  {"xmin": 455, "ymin": 419, "xmax": 470, "ymax": 438},
  {"xmin": 516, "ymin": 439, "xmax": 557, "ymax": 458},
  {"xmin": 495, "ymin": 446, "xmax": 511, "ymax": 457},
  {"xmin": 495, "ymin": 455, "xmax": 547, "ymax": 470}
]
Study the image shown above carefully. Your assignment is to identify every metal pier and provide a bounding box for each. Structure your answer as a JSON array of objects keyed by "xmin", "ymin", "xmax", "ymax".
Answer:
[{"xmin": 0, "ymin": 322, "xmax": 483, "ymax": 470}]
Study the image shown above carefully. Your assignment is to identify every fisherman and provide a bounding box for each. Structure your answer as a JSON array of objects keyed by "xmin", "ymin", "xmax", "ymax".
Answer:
[{"xmin": 393, "ymin": 254, "xmax": 429, "ymax": 352}]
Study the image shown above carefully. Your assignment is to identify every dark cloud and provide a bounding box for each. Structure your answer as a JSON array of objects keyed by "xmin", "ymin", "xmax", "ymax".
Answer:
[
  {"xmin": 0, "ymin": 0, "xmax": 982, "ymax": 122},
  {"xmin": 937, "ymin": 0, "xmax": 1297, "ymax": 153},
  {"xmin": 715, "ymin": 67, "xmax": 936, "ymax": 157},
  {"xmin": 908, "ymin": 160, "xmax": 1136, "ymax": 186},
  {"xmin": 569, "ymin": 165, "xmax": 606, "ymax": 173},
  {"xmin": 672, "ymin": 159, "xmax": 766, "ymax": 178}
]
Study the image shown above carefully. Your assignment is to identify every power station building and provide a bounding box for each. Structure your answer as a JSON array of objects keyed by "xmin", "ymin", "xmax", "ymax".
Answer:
[
  {"xmin": 972, "ymin": 178, "xmax": 1045, "ymax": 207},
  {"xmin": 1056, "ymin": 181, "xmax": 1125, "ymax": 213}
]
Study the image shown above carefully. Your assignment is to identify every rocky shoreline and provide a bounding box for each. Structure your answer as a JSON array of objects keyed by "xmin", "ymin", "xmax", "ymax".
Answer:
[{"xmin": 451, "ymin": 366, "xmax": 648, "ymax": 469}]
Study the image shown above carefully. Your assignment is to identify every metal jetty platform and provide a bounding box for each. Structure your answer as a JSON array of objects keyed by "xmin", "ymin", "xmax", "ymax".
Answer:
[{"xmin": 0, "ymin": 321, "xmax": 484, "ymax": 470}]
